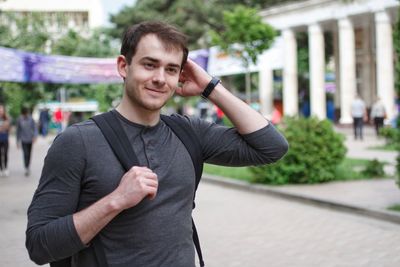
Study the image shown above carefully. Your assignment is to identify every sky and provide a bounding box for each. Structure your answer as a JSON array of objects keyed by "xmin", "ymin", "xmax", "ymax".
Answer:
[{"xmin": 100, "ymin": 0, "xmax": 137, "ymax": 25}]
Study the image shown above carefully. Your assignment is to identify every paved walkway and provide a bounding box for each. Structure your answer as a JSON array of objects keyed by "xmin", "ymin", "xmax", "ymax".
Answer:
[{"xmin": 194, "ymin": 182, "xmax": 400, "ymax": 267}]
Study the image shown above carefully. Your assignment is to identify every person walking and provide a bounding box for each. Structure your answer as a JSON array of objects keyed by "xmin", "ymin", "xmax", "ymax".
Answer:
[
  {"xmin": 0, "ymin": 104, "xmax": 10, "ymax": 177},
  {"xmin": 53, "ymin": 107, "xmax": 63, "ymax": 133},
  {"xmin": 38, "ymin": 107, "xmax": 50, "ymax": 136},
  {"xmin": 351, "ymin": 94, "xmax": 367, "ymax": 140},
  {"xmin": 370, "ymin": 97, "xmax": 386, "ymax": 137},
  {"xmin": 16, "ymin": 107, "xmax": 37, "ymax": 176},
  {"xmin": 26, "ymin": 21, "xmax": 288, "ymax": 267}
]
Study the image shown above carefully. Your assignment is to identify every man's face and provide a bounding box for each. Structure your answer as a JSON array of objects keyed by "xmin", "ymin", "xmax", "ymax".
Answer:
[{"xmin": 119, "ymin": 34, "xmax": 183, "ymax": 112}]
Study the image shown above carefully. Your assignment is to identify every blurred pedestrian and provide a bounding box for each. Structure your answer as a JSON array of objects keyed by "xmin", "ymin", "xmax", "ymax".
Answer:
[
  {"xmin": 214, "ymin": 105, "xmax": 225, "ymax": 125},
  {"xmin": 0, "ymin": 104, "xmax": 10, "ymax": 177},
  {"xmin": 351, "ymin": 94, "xmax": 367, "ymax": 140},
  {"xmin": 53, "ymin": 107, "xmax": 63, "ymax": 133},
  {"xmin": 370, "ymin": 97, "xmax": 386, "ymax": 137},
  {"xmin": 16, "ymin": 107, "xmax": 37, "ymax": 176},
  {"xmin": 38, "ymin": 107, "xmax": 50, "ymax": 136},
  {"xmin": 67, "ymin": 111, "xmax": 84, "ymax": 126}
]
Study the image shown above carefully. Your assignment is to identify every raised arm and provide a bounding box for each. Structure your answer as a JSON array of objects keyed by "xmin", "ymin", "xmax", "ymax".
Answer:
[{"xmin": 176, "ymin": 59, "xmax": 268, "ymax": 134}]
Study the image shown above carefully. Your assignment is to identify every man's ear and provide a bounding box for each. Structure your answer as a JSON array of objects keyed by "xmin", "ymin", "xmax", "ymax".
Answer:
[{"xmin": 117, "ymin": 55, "xmax": 128, "ymax": 79}]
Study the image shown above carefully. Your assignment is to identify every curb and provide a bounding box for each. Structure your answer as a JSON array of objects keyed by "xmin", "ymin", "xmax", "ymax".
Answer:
[{"xmin": 202, "ymin": 174, "xmax": 400, "ymax": 225}]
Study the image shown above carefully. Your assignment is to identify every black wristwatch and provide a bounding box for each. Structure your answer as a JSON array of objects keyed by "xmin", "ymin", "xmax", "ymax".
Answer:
[{"xmin": 201, "ymin": 77, "xmax": 220, "ymax": 98}]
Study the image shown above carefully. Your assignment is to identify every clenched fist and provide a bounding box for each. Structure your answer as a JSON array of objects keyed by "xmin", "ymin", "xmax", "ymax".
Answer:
[{"xmin": 111, "ymin": 166, "xmax": 158, "ymax": 210}]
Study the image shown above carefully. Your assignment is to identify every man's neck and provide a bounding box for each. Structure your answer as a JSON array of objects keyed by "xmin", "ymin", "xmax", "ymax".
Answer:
[{"xmin": 115, "ymin": 100, "xmax": 160, "ymax": 127}]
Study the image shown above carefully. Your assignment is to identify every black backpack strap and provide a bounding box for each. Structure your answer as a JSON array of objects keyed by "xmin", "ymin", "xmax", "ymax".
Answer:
[
  {"xmin": 90, "ymin": 111, "xmax": 141, "ymax": 267},
  {"xmin": 92, "ymin": 111, "xmax": 140, "ymax": 170},
  {"xmin": 49, "ymin": 257, "xmax": 71, "ymax": 267},
  {"xmin": 192, "ymin": 219, "xmax": 205, "ymax": 267},
  {"xmin": 161, "ymin": 114, "xmax": 205, "ymax": 267}
]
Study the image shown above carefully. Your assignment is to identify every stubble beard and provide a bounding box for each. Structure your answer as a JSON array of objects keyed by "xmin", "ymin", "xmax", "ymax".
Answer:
[{"xmin": 126, "ymin": 86, "xmax": 172, "ymax": 112}]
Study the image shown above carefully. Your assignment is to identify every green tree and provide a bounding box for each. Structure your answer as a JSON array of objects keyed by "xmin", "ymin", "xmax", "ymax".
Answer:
[
  {"xmin": 0, "ymin": 12, "xmax": 50, "ymax": 52},
  {"xmin": 209, "ymin": 5, "xmax": 276, "ymax": 102},
  {"xmin": 52, "ymin": 28, "xmax": 118, "ymax": 57},
  {"xmin": 109, "ymin": 0, "xmax": 296, "ymax": 49},
  {"xmin": 110, "ymin": 0, "xmax": 224, "ymax": 49},
  {"xmin": 0, "ymin": 12, "xmax": 52, "ymax": 119}
]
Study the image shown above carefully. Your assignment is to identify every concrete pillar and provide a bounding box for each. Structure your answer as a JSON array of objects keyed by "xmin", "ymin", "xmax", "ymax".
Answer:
[
  {"xmin": 308, "ymin": 23, "xmax": 326, "ymax": 119},
  {"xmin": 375, "ymin": 11, "xmax": 395, "ymax": 121},
  {"xmin": 283, "ymin": 29, "xmax": 298, "ymax": 116},
  {"xmin": 338, "ymin": 17, "xmax": 356, "ymax": 124},
  {"xmin": 333, "ymin": 28, "xmax": 341, "ymax": 112},
  {"xmin": 360, "ymin": 22, "xmax": 374, "ymax": 106},
  {"xmin": 259, "ymin": 65, "xmax": 274, "ymax": 119}
]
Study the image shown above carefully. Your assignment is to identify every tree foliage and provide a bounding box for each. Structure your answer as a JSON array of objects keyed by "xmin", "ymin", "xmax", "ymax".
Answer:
[
  {"xmin": 109, "ymin": 0, "xmax": 296, "ymax": 49},
  {"xmin": 209, "ymin": 5, "xmax": 276, "ymax": 102},
  {"xmin": 209, "ymin": 5, "xmax": 276, "ymax": 67},
  {"xmin": 0, "ymin": 12, "xmax": 50, "ymax": 52}
]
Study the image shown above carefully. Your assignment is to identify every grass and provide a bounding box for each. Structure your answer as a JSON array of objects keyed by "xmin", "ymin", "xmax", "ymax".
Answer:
[
  {"xmin": 387, "ymin": 204, "xmax": 400, "ymax": 213},
  {"xmin": 368, "ymin": 143, "xmax": 398, "ymax": 152},
  {"xmin": 334, "ymin": 158, "xmax": 372, "ymax": 180},
  {"xmin": 203, "ymin": 164, "xmax": 251, "ymax": 181},
  {"xmin": 203, "ymin": 158, "xmax": 374, "ymax": 183}
]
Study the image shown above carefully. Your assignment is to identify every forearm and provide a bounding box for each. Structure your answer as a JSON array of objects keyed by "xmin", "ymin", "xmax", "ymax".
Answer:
[
  {"xmin": 73, "ymin": 166, "xmax": 158, "ymax": 244},
  {"xmin": 73, "ymin": 192, "xmax": 123, "ymax": 245},
  {"xmin": 208, "ymin": 83, "xmax": 268, "ymax": 134},
  {"xmin": 178, "ymin": 59, "xmax": 269, "ymax": 134}
]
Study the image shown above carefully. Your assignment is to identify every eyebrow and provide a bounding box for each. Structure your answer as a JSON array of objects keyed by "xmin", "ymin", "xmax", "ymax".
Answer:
[{"xmin": 141, "ymin": 57, "xmax": 181, "ymax": 69}]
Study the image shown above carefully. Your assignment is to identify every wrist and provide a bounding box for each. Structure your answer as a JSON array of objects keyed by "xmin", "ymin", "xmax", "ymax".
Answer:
[
  {"xmin": 201, "ymin": 77, "xmax": 220, "ymax": 98},
  {"xmin": 107, "ymin": 193, "xmax": 126, "ymax": 213}
]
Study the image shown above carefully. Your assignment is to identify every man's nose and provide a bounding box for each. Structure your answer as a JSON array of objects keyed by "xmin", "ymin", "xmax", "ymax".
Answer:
[{"xmin": 152, "ymin": 68, "xmax": 166, "ymax": 84}]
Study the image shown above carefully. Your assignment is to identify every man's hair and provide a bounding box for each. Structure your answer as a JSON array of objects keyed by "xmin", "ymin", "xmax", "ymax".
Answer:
[{"xmin": 120, "ymin": 21, "xmax": 189, "ymax": 69}]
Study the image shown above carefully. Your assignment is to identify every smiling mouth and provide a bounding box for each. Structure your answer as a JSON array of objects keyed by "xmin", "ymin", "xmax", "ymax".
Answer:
[{"xmin": 145, "ymin": 87, "xmax": 165, "ymax": 94}]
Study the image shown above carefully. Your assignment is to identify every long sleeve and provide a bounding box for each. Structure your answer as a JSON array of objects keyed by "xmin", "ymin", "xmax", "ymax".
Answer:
[
  {"xmin": 26, "ymin": 126, "xmax": 86, "ymax": 264},
  {"xmin": 185, "ymin": 116, "xmax": 288, "ymax": 167}
]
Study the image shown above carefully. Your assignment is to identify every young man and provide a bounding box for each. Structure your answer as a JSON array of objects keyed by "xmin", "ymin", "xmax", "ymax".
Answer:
[{"xmin": 26, "ymin": 21, "xmax": 288, "ymax": 267}]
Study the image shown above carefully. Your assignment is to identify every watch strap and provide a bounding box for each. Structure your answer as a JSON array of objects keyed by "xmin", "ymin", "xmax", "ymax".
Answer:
[{"xmin": 201, "ymin": 77, "xmax": 220, "ymax": 98}]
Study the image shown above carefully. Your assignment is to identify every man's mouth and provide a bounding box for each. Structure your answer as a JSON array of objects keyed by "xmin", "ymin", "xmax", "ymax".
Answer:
[{"xmin": 145, "ymin": 87, "xmax": 165, "ymax": 94}]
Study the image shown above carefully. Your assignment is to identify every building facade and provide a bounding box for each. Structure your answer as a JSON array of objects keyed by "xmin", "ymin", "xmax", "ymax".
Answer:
[
  {"xmin": 0, "ymin": 0, "xmax": 104, "ymax": 35},
  {"xmin": 258, "ymin": 0, "xmax": 399, "ymax": 123}
]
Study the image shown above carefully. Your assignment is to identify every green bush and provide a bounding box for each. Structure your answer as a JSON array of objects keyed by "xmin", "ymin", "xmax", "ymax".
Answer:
[
  {"xmin": 250, "ymin": 117, "xmax": 347, "ymax": 184},
  {"xmin": 379, "ymin": 127, "xmax": 399, "ymax": 146},
  {"xmin": 361, "ymin": 159, "xmax": 385, "ymax": 177}
]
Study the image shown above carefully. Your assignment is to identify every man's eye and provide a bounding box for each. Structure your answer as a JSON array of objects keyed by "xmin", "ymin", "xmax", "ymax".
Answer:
[
  {"xmin": 144, "ymin": 63, "xmax": 155, "ymax": 69},
  {"xmin": 167, "ymin": 68, "xmax": 179, "ymax": 74}
]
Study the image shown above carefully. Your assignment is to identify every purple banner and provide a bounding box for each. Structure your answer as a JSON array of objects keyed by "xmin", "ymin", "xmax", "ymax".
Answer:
[
  {"xmin": 0, "ymin": 47, "xmax": 122, "ymax": 84},
  {"xmin": 0, "ymin": 46, "xmax": 208, "ymax": 84},
  {"xmin": 0, "ymin": 47, "xmax": 26, "ymax": 82},
  {"xmin": 189, "ymin": 49, "xmax": 209, "ymax": 70}
]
